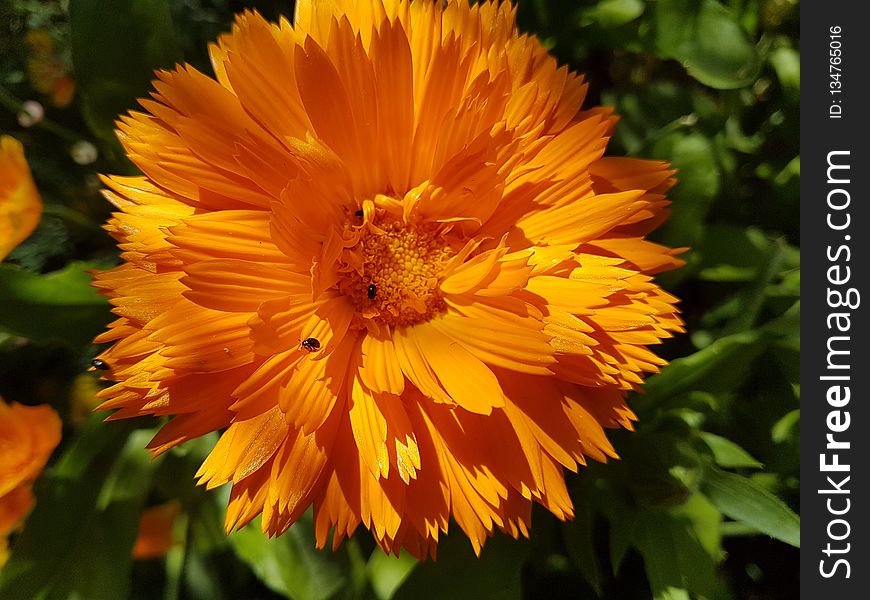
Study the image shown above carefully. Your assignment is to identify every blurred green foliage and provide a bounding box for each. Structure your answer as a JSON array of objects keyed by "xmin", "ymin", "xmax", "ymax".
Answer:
[{"xmin": 0, "ymin": 0, "xmax": 799, "ymax": 599}]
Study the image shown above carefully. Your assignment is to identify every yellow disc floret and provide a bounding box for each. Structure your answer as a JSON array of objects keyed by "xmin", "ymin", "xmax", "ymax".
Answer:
[{"xmin": 340, "ymin": 216, "xmax": 453, "ymax": 328}]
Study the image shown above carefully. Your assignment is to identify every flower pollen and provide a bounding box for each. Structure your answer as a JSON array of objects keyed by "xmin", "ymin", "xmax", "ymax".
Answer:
[{"xmin": 340, "ymin": 217, "xmax": 453, "ymax": 328}]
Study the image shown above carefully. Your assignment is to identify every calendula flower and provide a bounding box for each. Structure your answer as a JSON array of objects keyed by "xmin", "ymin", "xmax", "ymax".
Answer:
[
  {"xmin": 0, "ymin": 399, "xmax": 62, "ymax": 565},
  {"xmin": 0, "ymin": 136, "xmax": 43, "ymax": 261},
  {"xmin": 94, "ymin": 0, "xmax": 684, "ymax": 558}
]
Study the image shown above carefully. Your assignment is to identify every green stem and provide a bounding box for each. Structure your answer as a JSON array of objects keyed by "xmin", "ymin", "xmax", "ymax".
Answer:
[
  {"xmin": 164, "ymin": 510, "xmax": 190, "ymax": 600},
  {"xmin": 345, "ymin": 537, "xmax": 372, "ymax": 599},
  {"xmin": 0, "ymin": 85, "xmax": 84, "ymax": 144},
  {"xmin": 722, "ymin": 238, "xmax": 786, "ymax": 335}
]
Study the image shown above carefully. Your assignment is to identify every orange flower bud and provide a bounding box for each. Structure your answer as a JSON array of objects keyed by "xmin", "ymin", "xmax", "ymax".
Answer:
[
  {"xmin": 0, "ymin": 136, "xmax": 43, "ymax": 260},
  {"xmin": 132, "ymin": 501, "xmax": 181, "ymax": 560}
]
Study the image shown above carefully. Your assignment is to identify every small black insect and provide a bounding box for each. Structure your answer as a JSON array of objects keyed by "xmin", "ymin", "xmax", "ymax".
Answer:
[
  {"xmin": 367, "ymin": 284, "xmax": 377, "ymax": 300},
  {"xmin": 91, "ymin": 359, "xmax": 110, "ymax": 370},
  {"xmin": 300, "ymin": 337, "xmax": 321, "ymax": 352},
  {"xmin": 354, "ymin": 209, "xmax": 364, "ymax": 218}
]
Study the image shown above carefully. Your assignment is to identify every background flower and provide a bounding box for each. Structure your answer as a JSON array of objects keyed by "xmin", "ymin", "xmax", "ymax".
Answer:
[
  {"xmin": 0, "ymin": 398, "xmax": 62, "ymax": 566},
  {"xmin": 24, "ymin": 30, "xmax": 75, "ymax": 109},
  {"xmin": 132, "ymin": 500, "xmax": 180, "ymax": 560},
  {"xmin": 0, "ymin": 136, "xmax": 43, "ymax": 261}
]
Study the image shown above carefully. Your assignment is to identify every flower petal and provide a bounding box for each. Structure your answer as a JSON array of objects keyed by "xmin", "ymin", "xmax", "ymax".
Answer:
[
  {"xmin": 182, "ymin": 259, "xmax": 305, "ymax": 313},
  {"xmin": 408, "ymin": 322, "xmax": 505, "ymax": 415},
  {"xmin": 195, "ymin": 407, "xmax": 288, "ymax": 488},
  {"xmin": 348, "ymin": 372, "xmax": 390, "ymax": 480},
  {"xmin": 430, "ymin": 302, "xmax": 555, "ymax": 375},
  {"xmin": 360, "ymin": 332, "xmax": 405, "ymax": 396},
  {"xmin": 0, "ymin": 136, "xmax": 42, "ymax": 260}
]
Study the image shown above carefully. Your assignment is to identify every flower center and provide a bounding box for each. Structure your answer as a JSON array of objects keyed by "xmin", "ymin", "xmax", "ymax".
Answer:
[{"xmin": 339, "ymin": 215, "xmax": 453, "ymax": 329}]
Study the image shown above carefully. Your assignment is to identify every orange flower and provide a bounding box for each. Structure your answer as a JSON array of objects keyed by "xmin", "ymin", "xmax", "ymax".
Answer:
[
  {"xmin": 50, "ymin": 75, "xmax": 76, "ymax": 109},
  {"xmin": 133, "ymin": 501, "xmax": 181, "ymax": 560},
  {"xmin": 0, "ymin": 136, "xmax": 42, "ymax": 260},
  {"xmin": 0, "ymin": 398, "xmax": 62, "ymax": 564},
  {"xmin": 93, "ymin": 0, "xmax": 684, "ymax": 558},
  {"xmin": 24, "ymin": 30, "xmax": 76, "ymax": 108}
]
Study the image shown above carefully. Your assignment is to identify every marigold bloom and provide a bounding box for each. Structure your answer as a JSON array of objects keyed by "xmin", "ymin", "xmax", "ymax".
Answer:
[
  {"xmin": 0, "ymin": 136, "xmax": 43, "ymax": 260},
  {"xmin": 93, "ymin": 0, "xmax": 684, "ymax": 558},
  {"xmin": 0, "ymin": 399, "xmax": 62, "ymax": 564}
]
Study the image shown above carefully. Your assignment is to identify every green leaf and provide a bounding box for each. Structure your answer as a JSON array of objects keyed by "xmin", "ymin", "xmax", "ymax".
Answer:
[
  {"xmin": 394, "ymin": 530, "xmax": 529, "ymax": 600},
  {"xmin": 652, "ymin": 132, "xmax": 720, "ymax": 249},
  {"xmin": 701, "ymin": 468, "xmax": 800, "ymax": 547},
  {"xmin": 655, "ymin": 587, "xmax": 691, "ymax": 600},
  {"xmin": 631, "ymin": 508, "xmax": 717, "ymax": 598},
  {"xmin": 697, "ymin": 264, "xmax": 755, "ymax": 282},
  {"xmin": 654, "ymin": 0, "xmax": 761, "ymax": 89},
  {"xmin": 723, "ymin": 115, "xmax": 764, "ymax": 154},
  {"xmin": 640, "ymin": 329, "xmax": 767, "ymax": 406},
  {"xmin": 590, "ymin": 489, "xmax": 636, "ymax": 573},
  {"xmin": 721, "ymin": 239, "xmax": 787, "ymax": 335},
  {"xmin": 602, "ymin": 83, "xmax": 696, "ymax": 157},
  {"xmin": 368, "ymin": 551, "xmax": 419, "ymax": 600},
  {"xmin": 562, "ymin": 501, "xmax": 603, "ymax": 593},
  {"xmin": 69, "ymin": 0, "xmax": 179, "ymax": 144},
  {"xmin": 615, "ymin": 430, "xmax": 703, "ymax": 509},
  {"xmin": 583, "ymin": 0, "xmax": 645, "ymax": 28},
  {"xmin": 696, "ymin": 225, "xmax": 771, "ymax": 283},
  {"xmin": 774, "ymin": 155, "xmax": 801, "ymax": 188},
  {"xmin": 229, "ymin": 514, "xmax": 347, "ymax": 600},
  {"xmin": 719, "ymin": 521, "xmax": 763, "ymax": 538},
  {"xmin": 670, "ymin": 494, "xmax": 723, "ymax": 561},
  {"xmin": 699, "ymin": 432, "xmax": 763, "ymax": 469},
  {"xmin": 182, "ymin": 549, "xmax": 229, "ymax": 600},
  {"xmin": 0, "ymin": 262, "xmax": 111, "ymax": 348},
  {"xmin": 0, "ymin": 418, "xmax": 160, "ymax": 600},
  {"xmin": 761, "ymin": 300, "xmax": 800, "ymax": 336},
  {"xmin": 607, "ymin": 509, "xmax": 636, "ymax": 574},
  {"xmin": 769, "ymin": 46, "xmax": 800, "ymax": 97},
  {"xmin": 771, "ymin": 409, "xmax": 800, "ymax": 443}
]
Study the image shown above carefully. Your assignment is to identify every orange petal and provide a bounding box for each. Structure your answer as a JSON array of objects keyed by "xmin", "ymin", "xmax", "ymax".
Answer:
[
  {"xmin": 360, "ymin": 332, "xmax": 405, "ymax": 396},
  {"xmin": 408, "ymin": 322, "xmax": 504, "ymax": 415},
  {"xmin": 0, "ymin": 136, "xmax": 42, "ymax": 260},
  {"xmin": 0, "ymin": 400, "xmax": 61, "ymax": 498}
]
